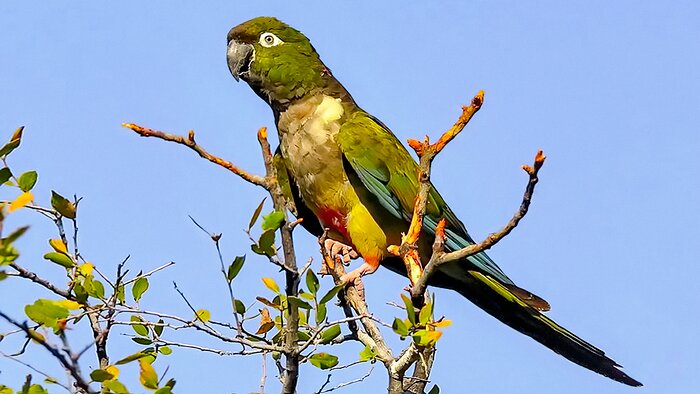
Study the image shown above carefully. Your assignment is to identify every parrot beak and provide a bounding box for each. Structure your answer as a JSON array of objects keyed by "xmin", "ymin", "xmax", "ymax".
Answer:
[{"xmin": 227, "ymin": 40, "xmax": 254, "ymax": 82}]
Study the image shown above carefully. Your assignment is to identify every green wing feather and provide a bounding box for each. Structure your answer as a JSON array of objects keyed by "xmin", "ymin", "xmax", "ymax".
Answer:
[{"xmin": 336, "ymin": 111, "xmax": 512, "ymax": 284}]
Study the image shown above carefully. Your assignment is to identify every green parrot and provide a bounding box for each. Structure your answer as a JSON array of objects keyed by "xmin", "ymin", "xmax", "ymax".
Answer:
[{"xmin": 226, "ymin": 17, "xmax": 641, "ymax": 387}]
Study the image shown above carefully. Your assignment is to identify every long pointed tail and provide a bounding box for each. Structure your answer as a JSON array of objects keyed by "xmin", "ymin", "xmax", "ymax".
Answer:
[{"xmin": 452, "ymin": 270, "xmax": 642, "ymax": 386}]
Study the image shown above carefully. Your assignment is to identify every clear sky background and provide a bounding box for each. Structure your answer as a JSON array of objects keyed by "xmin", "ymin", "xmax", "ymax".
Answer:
[{"xmin": 1, "ymin": 1, "xmax": 698, "ymax": 393}]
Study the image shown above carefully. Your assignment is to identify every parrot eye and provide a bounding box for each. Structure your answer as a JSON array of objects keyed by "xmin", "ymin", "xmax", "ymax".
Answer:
[{"xmin": 259, "ymin": 32, "xmax": 283, "ymax": 48}]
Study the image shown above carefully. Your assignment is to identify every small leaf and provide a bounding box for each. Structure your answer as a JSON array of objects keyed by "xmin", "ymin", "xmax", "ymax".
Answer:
[
  {"xmin": 132, "ymin": 337, "xmax": 152, "ymax": 345},
  {"xmin": 248, "ymin": 197, "xmax": 266, "ymax": 230},
  {"xmin": 105, "ymin": 365, "xmax": 120, "ymax": 379},
  {"xmin": 90, "ymin": 368, "xmax": 115, "ymax": 382},
  {"xmin": 48, "ymin": 239, "xmax": 69, "ymax": 255},
  {"xmin": 227, "ymin": 255, "xmax": 245, "ymax": 282},
  {"xmin": 154, "ymin": 388, "xmax": 172, "ymax": 394},
  {"xmin": 392, "ymin": 317, "xmax": 409, "ymax": 337},
  {"xmin": 305, "ymin": 269, "xmax": 319, "ymax": 295},
  {"xmin": 0, "ymin": 126, "xmax": 23, "ymax": 158},
  {"xmin": 115, "ymin": 352, "xmax": 149, "ymax": 365},
  {"xmin": 131, "ymin": 315, "xmax": 149, "ymax": 336},
  {"xmin": 252, "ymin": 229, "xmax": 276, "ymax": 256},
  {"xmin": 159, "ymin": 346, "xmax": 172, "ymax": 355},
  {"xmin": 427, "ymin": 385, "xmax": 440, "ymax": 394},
  {"xmin": 401, "ymin": 294, "xmax": 416, "ymax": 325},
  {"xmin": 319, "ymin": 283, "xmax": 344, "ymax": 304},
  {"xmin": 261, "ymin": 210, "xmax": 285, "ymax": 231},
  {"xmin": 287, "ymin": 296, "xmax": 312, "ymax": 310},
  {"xmin": 359, "ymin": 345, "xmax": 376, "ymax": 362},
  {"xmin": 431, "ymin": 319, "xmax": 452, "ymax": 328},
  {"xmin": 24, "ymin": 299, "xmax": 69, "ymax": 330},
  {"xmin": 116, "ymin": 283, "xmax": 125, "ymax": 304},
  {"xmin": 412, "ymin": 329, "xmax": 442, "ymax": 347},
  {"xmin": 308, "ymin": 352, "xmax": 339, "ymax": 370},
  {"xmin": 139, "ymin": 359, "xmax": 158, "ymax": 390},
  {"xmin": 90, "ymin": 279, "xmax": 105, "ymax": 299},
  {"xmin": 55, "ymin": 300, "xmax": 81, "ymax": 310},
  {"xmin": 234, "ymin": 299, "xmax": 246, "ymax": 315},
  {"xmin": 262, "ymin": 277, "xmax": 281, "ymax": 294},
  {"xmin": 18, "ymin": 171, "xmax": 38, "ymax": 192},
  {"xmin": 50, "ymin": 191, "xmax": 76, "ymax": 219},
  {"xmin": 419, "ymin": 303, "xmax": 432, "ymax": 326},
  {"xmin": 77, "ymin": 262, "xmax": 93, "ymax": 276},
  {"xmin": 154, "ymin": 319, "xmax": 164, "ymax": 336},
  {"xmin": 43, "ymin": 252, "xmax": 75, "ymax": 268},
  {"xmin": 104, "ymin": 380, "xmax": 129, "ymax": 394},
  {"xmin": 9, "ymin": 191, "xmax": 33, "ymax": 212},
  {"xmin": 255, "ymin": 308, "xmax": 275, "ymax": 334},
  {"xmin": 315, "ymin": 303, "xmax": 327, "ymax": 325},
  {"xmin": 320, "ymin": 324, "xmax": 341, "ymax": 344},
  {"xmin": 132, "ymin": 277, "xmax": 149, "ymax": 302},
  {"xmin": 256, "ymin": 296, "xmax": 281, "ymax": 310},
  {"xmin": 195, "ymin": 309, "xmax": 211, "ymax": 323},
  {"xmin": 164, "ymin": 378, "xmax": 176, "ymax": 389},
  {"xmin": 0, "ymin": 168, "xmax": 12, "ymax": 185}
]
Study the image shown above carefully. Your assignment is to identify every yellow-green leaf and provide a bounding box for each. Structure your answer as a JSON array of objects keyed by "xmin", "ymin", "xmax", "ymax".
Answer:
[
  {"xmin": 248, "ymin": 198, "xmax": 266, "ymax": 230},
  {"xmin": 50, "ymin": 191, "xmax": 76, "ymax": 219},
  {"xmin": 261, "ymin": 210, "xmax": 285, "ymax": 231},
  {"xmin": 43, "ymin": 252, "xmax": 75, "ymax": 268},
  {"xmin": 90, "ymin": 368, "xmax": 115, "ymax": 382},
  {"xmin": 104, "ymin": 380, "xmax": 129, "ymax": 394},
  {"xmin": 49, "ymin": 239, "xmax": 69, "ymax": 255},
  {"xmin": 262, "ymin": 277, "xmax": 281, "ymax": 294},
  {"xmin": 195, "ymin": 309, "xmax": 211, "ymax": 323},
  {"xmin": 132, "ymin": 277, "xmax": 149, "ymax": 302},
  {"xmin": 320, "ymin": 324, "xmax": 341, "ymax": 344},
  {"xmin": 319, "ymin": 283, "xmax": 344, "ymax": 304},
  {"xmin": 139, "ymin": 359, "xmax": 158, "ymax": 390},
  {"xmin": 18, "ymin": 171, "xmax": 38, "ymax": 192},
  {"xmin": 401, "ymin": 294, "xmax": 416, "ymax": 325},
  {"xmin": 0, "ymin": 126, "xmax": 23, "ymax": 158},
  {"xmin": 308, "ymin": 352, "xmax": 339, "ymax": 369},
  {"xmin": 9, "ymin": 191, "xmax": 33, "ymax": 212}
]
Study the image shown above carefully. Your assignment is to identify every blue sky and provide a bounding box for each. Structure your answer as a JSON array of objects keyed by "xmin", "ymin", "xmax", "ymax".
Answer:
[{"xmin": 1, "ymin": 1, "xmax": 699, "ymax": 393}]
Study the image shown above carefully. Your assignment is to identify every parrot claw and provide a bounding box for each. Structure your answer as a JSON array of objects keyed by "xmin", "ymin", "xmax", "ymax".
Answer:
[{"xmin": 324, "ymin": 239, "xmax": 359, "ymax": 266}]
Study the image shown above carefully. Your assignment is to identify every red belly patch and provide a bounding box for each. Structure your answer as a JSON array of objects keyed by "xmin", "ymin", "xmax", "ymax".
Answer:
[{"xmin": 317, "ymin": 206, "xmax": 350, "ymax": 240}]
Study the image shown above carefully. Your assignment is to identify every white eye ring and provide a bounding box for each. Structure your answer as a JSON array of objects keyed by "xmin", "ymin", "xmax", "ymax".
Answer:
[{"xmin": 259, "ymin": 32, "xmax": 283, "ymax": 48}]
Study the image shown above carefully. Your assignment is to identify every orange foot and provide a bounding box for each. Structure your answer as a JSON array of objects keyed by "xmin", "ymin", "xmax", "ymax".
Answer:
[{"xmin": 339, "ymin": 257, "xmax": 380, "ymax": 299}]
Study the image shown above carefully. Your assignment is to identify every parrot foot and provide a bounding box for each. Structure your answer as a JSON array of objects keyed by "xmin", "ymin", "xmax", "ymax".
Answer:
[
  {"xmin": 324, "ymin": 239, "xmax": 359, "ymax": 266},
  {"xmin": 339, "ymin": 258, "xmax": 379, "ymax": 300}
]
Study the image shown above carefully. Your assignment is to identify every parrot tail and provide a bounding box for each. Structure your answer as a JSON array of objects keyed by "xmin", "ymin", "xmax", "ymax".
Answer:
[{"xmin": 454, "ymin": 270, "xmax": 642, "ymax": 387}]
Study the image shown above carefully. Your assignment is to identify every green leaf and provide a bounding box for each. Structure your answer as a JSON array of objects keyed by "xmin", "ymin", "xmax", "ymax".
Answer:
[
  {"xmin": 18, "ymin": 171, "xmax": 38, "ymax": 192},
  {"xmin": 195, "ymin": 309, "xmax": 211, "ymax": 323},
  {"xmin": 115, "ymin": 352, "xmax": 150, "ymax": 365},
  {"xmin": 24, "ymin": 299, "xmax": 69, "ymax": 330},
  {"xmin": 116, "ymin": 283, "xmax": 125, "ymax": 304},
  {"xmin": 411, "ymin": 329, "xmax": 442, "ymax": 347},
  {"xmin": 315, "ymin": 302, "xmax": 327, "ymax": 325},
  {"xmin": 252, "ymin": 229, "xmax": 276, "ymax": 256},
  {"xmin": 159, "ymin": 346, "xmax": 172, "ymax": 355},
  {"xmin": 104, "ymin": 380, "xmax": 129, "ymax": 394},
  {"xmin": 154, "ymin": 388, "xmax": 172, "ymax": 394},
  {"xmin": 320, "ymin": 324, "xmax": 341, "ymax": 344},
  {"xmin": 0, "ymin": 126, "xmax": 23, "ymax": 158},
  {"xmin": 3, "ymin": 225, "xmax": 28, "ymax": 245},
  {"xmin": 139, "ymin": 359, "xmax": 158, "ymax": 390},
  {"xmin": 359, "ymin": 345, "xmax": 376, "ymax": 362},
  {"xmin": 132, "ymin": 337, "xmax": 152, "ymax": 345},
  {"xmin": 401, "ymin": 294, "xmax": 416, "ymax": 325},
  {"xmin": 392, "ymin": 317, "xmax": 409, "ymax": 337},
  {"xmin": 164, "ymin": 378, "xmax": 176, "ymax": 389},
  {"xmin": 427, "ymin": 384, "xmax": 440, "ymax": 394},
  {"xmin": 89, "ymin": 368, "xmax": 115, "ymax": 382},
  {"xmin": 0, "ymin": 271, "xmax": 7, "ymax": 281},
  {"xmin": 0, "ymin": 167, "xmax": 12, "ymax": 185},
  {"xmin": 89, "ymin": 279, "xmax": 105, "ymax": 299},
  {"xmin": 26, "ymin": 385, "xmax": 48, "ymax": 394},
  {"xmin": 305, "ymin": 269, "xmax": 319, "ymax": 295},
  {"xmin": 319, "ymin": 283, "xmax": 344, "ymax": 304},
  {"xmin": 287, "ymin": 296, "xmax": 312, "ymax": 310},
  {"xmin": 261, "ymin": 210, "xmax": 285, "ymax": 231},
  {"xmin": 132, "ymin": 277, "xmax": 149, "ymax": 302},
  {"xmin": 299, "ymin": 291, "xmax": 314, "ymax": 301},
  {"xmin": 227, "ymin": 255, "xmax": 245, "ymax": 282},
  {"xmin": 261, "ymin": 277, "xmax": 281, "ymax": 294},
  {"xmin": 0, "ymin": 386, "xmax": 12, "ymax": 394},
  {"xmin": 308, "ymin": 352, "xmax": 339, "ymax": 370},
  {"xmin": 43, "ymin": 252, "xmax": 75, "ymax": 268},
  {"xmin": 154, "ymin": 319, "xmax": 164, "ymax": 336},
  {"xmin": 131, "ymin": 315, "xmax": 149, "ymax": 336},
  {"xmin": 234, "ymin": 299, "xmax": 246, "ymax": 315},
  {"xmin": 50, "ymin": 191, "xmax": 76, "ymax": 219},
  {"xmin": 248, "ymin": 197, "xmax": 266, "ymax": 230},
  {"xmin": 419, "ymin": 303, "xmax": 432, "ymax": 326}
]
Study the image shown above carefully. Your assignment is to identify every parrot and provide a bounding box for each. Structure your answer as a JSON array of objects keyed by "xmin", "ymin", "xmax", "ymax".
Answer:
[{"xmin": 226, "ymin": 16, "xmax": 641, "ymax": 387}]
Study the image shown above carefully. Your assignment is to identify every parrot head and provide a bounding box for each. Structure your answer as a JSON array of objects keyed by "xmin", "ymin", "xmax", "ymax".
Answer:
[{"xmin": 227, "ymin": 17, "xmax": 334, "ymax": 106}]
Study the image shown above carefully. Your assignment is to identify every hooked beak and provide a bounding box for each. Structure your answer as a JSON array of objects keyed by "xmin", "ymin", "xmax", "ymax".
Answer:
[{"xmin": 227, "ymin": 40, "xmax": 254, "ymax": 82}]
